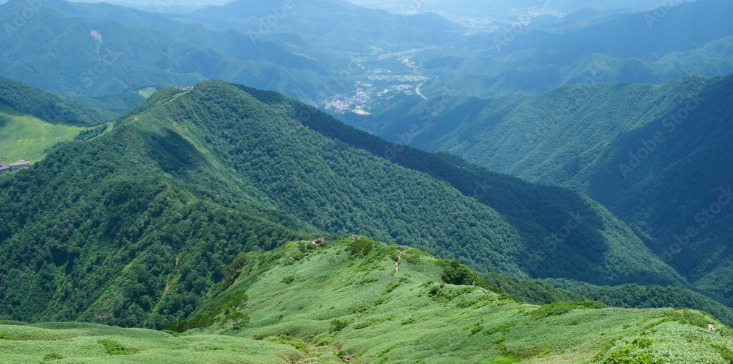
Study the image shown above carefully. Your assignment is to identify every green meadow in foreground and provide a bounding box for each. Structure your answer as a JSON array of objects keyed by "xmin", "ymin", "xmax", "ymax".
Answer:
[
  {"xmin": 0, "ymin": 322, "xmax": 300, "ymax": 364},
  {"xmin": 5, "ymin": 238, "xmax": 728, "ymax": 363},
  {"xmin": 0, "ymin": 104, "xmax": 85, "ymax": 164}
]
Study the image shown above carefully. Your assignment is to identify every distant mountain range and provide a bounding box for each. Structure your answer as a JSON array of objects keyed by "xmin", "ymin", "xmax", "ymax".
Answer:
[
  {"xmin": 346, "ymin": 0, "xmax": 697, "ymax": 16},
  {"xmin": 1, "ymin": 0, "xmax": 731, "ymax": 114}
]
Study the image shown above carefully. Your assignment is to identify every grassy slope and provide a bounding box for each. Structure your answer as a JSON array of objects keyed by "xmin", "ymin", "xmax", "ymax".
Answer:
[
  {"xmin": 175, "ymin": 238, "xmax": 733, "ymax": 363},
  {"xmin": 5, "ymin": 239, "xmax": 728, "ymax": 363},
  {"xmin": 0, "ymin": 104, "xmax": 83, "ymax": 164},
  {"xmin": 0, "ymin": 322, "xmax": 300, "ymax": 364},
  {"xmin": 547, "ymin": 278, "xmax": 733, "ymax": 327}
]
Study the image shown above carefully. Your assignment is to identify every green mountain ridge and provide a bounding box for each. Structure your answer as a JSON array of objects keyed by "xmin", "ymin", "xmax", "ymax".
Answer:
[
  {"xmin": 170, "ymin": 238, "xmax": 733, "ymax": 363},
  {"xmin": 0, "ymin": 80, "xmax": 689, "ymax": 330},
  {"xmin": 2, "ymin": 238, "xmax": 732, "ymax": 363},
  {"xmin": 0, "ymin": 76, "xmax": 112, "ymax": 125}
]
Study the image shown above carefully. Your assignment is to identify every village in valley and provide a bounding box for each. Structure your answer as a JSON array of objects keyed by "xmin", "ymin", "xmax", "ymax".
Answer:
[{"xmin": 322, "ymin": 47, "xmax": 431, "ymax": 115}]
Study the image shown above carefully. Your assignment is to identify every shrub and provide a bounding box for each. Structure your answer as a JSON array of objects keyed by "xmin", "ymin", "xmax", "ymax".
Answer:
[
  {"xmin": 351, "ymin": 303, "xmax": 370, "ymax": 314},
  {"xmin": 0, "ymin": 332, "xmax": 13, "ymax": 340},
  {"xmin": 484, "ymin": 323, "xmax": 514, "ymax": 336},
  {"xmin": 531, "ymin": 301, "xmax": 608, "ymax": 319},
  {"xmin": 330, "ymin": 318, "xmax": 353, "ymax": 333},
  {"xmin": 275, "ymin": 336, "xmax": 308, "ymax": 351},
  {"xmin": 43, "ymin": 352, "xmax": 64, "ymax": 361},
  {"xmin": 401, "ymin": 317, "xmax": 417, "ymax": 325},
  {"xmin": 281, "ymin": 275, "xmax": 295, "ymax": 284},
  {"xmin": 383, "ymin": 278, "xmax": 408, "ymax": 295},
  {"xmin": 353, "ymin": 321, "xmax": 374, "ymax": 329},
  {"xmin": 632, "ymin": 338, "xmax": 652, "ymax": 349},
  {"xmin": 348, "ymin": 239, "xmax": 373, "ymax": 257},
  {"xmin": 316, "ymin": 333, "xmax": 335, "ymax": 346},
  {"xmin": 711, "ymin": 344, "xmax": 733, "ymax": 363},
  {"xmin": 225, "ymin": 311, "xmax": 250, "ymax": 330},
  {"xmin": 98, "ymin": 339, "xmax": 133, "ymax": 355},
  {"xmin": 162, "ymin": 329, "xmax": 179, "ymax": 337},
  {"xmin": 436, "ymin": 259, "xmax": 475, "ymax": 286},
  {"xmin": 354, "ymin": 316, "xmax": 393, "ymax": 330},
  {"xmin": 470, "ymin": 325, "xmax": 483, "ymax": 335},
  {"xmin": 602, "ymin": 346, "xmax": 657, "ymax": 364}
]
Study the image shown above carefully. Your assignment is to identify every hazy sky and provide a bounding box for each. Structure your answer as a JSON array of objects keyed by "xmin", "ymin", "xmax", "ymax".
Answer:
[
  {"xmin": 69, "ymin": 0, "xmax": 231, "ymax": 4},
  {"xmin": 0, "ymin": 0, "xmax": 693, "ymax": 16}
]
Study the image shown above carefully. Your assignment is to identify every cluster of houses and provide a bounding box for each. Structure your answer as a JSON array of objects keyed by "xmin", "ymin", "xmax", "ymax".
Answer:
[{"xmin": 0, "ymin": 160, "xmax": 31, "ymax": 174}]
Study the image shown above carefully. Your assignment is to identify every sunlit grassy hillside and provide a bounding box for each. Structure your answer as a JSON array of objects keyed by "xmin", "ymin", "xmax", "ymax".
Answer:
[
  {"xmin": 0, "ymin": 104, "xmax": 83, "ymax": 164},
  {"xmin": 174, "ymin": 238, "xmax": 733, "ymax": 363},
  {"xmin": 2, "ymin": 238, "xmax": 732, "ymax": 363}
]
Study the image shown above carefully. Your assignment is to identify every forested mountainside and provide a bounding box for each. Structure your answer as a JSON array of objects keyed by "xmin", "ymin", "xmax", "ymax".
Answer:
[
  {"xmin": 0, "ymin": 81, "xmax": 684, "ymax": 329},
  {"xmin": 0, "ymin": 0, "xmax": 339, "ymax": 102},
  {"xmin": 0, "ymin": 76, "xmax": 111, "ymax": 125},
  {"xmin": 344, "ymin": 74, "xmax": 733, "ymax": 307}
]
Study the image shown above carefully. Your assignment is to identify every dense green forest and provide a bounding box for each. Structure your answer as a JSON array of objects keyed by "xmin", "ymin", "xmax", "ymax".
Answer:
[
  {"xmin": 0, "ymin": 81, "xmax": 689, "ymax": 329},
  {"xmin": 346, "ymin": 74, "xmax": 733, "ymax": 307},
  {"xmin": 342, "ymin": 75, "xmax": 716, "ymax": 182},
  {"xmin": 0, "ymin": 143, "xmax": 308, "ymax": 327},
  {"xmin": 151, "ymin": 81, "xmax": 683, "ymax": 285}
]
